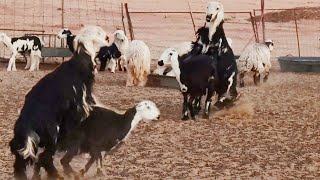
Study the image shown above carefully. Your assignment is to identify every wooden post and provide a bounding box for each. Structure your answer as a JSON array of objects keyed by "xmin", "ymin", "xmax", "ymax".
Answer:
[
  {"xmin": 293, "ymin": 9, "xmax": 301, "ymax": 57},
  {"xmin": 121, "ymin": 3, "xmax": 127, "ymax": 36},
  {"xmin": 249, "ymin": 12, "xmax": 258, "ymax": 43},
  {"xmin": 124, "ymin": 3, "xmax": 134, "ymax": 40},
  {"xmin": 261, "ymin": 0, "xmax": 265, "ymax": 42},
  {"xmin": 253, "ymin": 10, "xmax": 260, "ymax": 43},
  {"xmin": 187, "ymin": 1, "xmax": 197, "ymax": 35},
  {"xmin": 61, "ymin": 0, "xmax": 65, "ymax": 28}
]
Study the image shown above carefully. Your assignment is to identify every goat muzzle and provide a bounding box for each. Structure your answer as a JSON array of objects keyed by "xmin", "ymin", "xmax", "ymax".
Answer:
[{"xmin": 206, "ymin": 14, "xmax": 212, "ymax": 22}]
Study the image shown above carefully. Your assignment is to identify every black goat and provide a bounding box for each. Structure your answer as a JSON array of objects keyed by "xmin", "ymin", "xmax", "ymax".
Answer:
[
  {"xmin": 9, "ymin": 26, "xmax": 108, "ymax": 180},
  {"xmin": 59, "ymin": 101, "xmax": 160, "ymax": 177},
  {"xmin": 186, "ymin": 21, "xmax": 239, "ymax": 111}
]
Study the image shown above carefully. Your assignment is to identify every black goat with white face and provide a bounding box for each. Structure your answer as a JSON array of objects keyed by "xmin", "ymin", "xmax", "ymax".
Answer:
[
  {"xmin": 57, "ymin": 28, "xmax": 76, "ymax": 52},
  {"xmin": 9, "ymin": 26, "xmax": 109, "ymax": 180},
  {"xmin": 58, "ymin": 101, "xmax": 160, "ymax": 178}
]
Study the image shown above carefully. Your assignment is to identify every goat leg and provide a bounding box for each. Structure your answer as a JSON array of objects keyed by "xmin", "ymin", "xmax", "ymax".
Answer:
[
  {"xmin": 80, "ymin": 157, "xmax": 95, "ymax": 177},
  {"xmin": 239, "ymin": 72, "xmax": 245, "ymax": 87},
  {"xmin": 188, "ymin": 95, "xmax": 196, "ymax": 120},
  {"xmin": 263, "ymin": 71, "xmax": 269, "ymax": 82},
  {"xmin": 253, "ymin": 71, "xmax": 260, "ymax": 86},
  {"xmin": 60, "ymin": 147, "xmax": 78, "ymax": 176},
  {"xmin": 95, "ymin": 153, "xmax": 104, "ymax": 177},
  {"xmin": 193, "ymin": 96, "xmax": 202, "ymax": 115},
  {"xmin": 181, "ymin": 92, "xmax": 189, "ymax": 120}
]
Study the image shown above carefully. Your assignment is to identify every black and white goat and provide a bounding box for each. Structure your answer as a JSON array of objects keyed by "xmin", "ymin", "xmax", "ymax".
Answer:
[
  {"xmin": 98, "ymin": 30, "xmax": 128, "ymax": 73},
  {"xmin": 97, "ymin": 43, "xmax": 121, "ymax": 72},
  {"xmin": 0, "ymin": 33, "xmax": 44, "ymax": 71},
  {"xmin": 9, "ymin": 26, "xmax": 109, "ymax": 180},
  {"xmin": 57, "ymin": 28, "xmax": 76, "ymax": 53},
  {"xmin": 168, "ymin": 49, "xmax": 218, "ymax": 120},
  {"xmin": 186, "ymin": 2, "xmax": 239, "ymax": 109},
  {"xmin": 59, "ymin": 100, "xmax": 160, "ymax": 177}
]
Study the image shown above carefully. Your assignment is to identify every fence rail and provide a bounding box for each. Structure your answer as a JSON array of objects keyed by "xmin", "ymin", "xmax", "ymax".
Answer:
[{"xmin": 0, "ymin": 1, "xmax": 319, "ymax": 62}]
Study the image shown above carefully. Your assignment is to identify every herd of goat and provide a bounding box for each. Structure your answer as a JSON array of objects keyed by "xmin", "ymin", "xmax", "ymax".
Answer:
[{"xmin": 0, "ymin": 1, "xmax": 274, "ymax": 179}]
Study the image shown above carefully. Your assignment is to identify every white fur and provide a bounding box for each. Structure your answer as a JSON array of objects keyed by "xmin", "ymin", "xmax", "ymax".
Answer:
[
  {"xmin": 237, "ymin": 40, "xmax": 274, "ymax": 76},
  {"xmin": 74, "ymin": 26, "xmax": 108, "ymax": 72},
  {"xmin": 205, "ymin": 2, "xmax": 224, "ymax": 41},
  {"xmin": 0, "ymin": 33, "xmax": 43, "ymax": 71},
  {"xmin": 107, "ymin": 30, "xmax": 129, "ymax": 73},
  {"xmin": 17, "ymin": 135, "xmax": 38, "ymax": 159},
  {"xmin": 123, "ymin": 100, "xmax": 160, "ymax": 141},
  {"xmin": 81, "ymin": 84, "xmax": 92, "ymax": 119},
  {"xmin": 125, "ymin": 40, "xmax": 151, "ymax": 87},
  {"xmin": 153, "ymin": 41, "xmax": 192, "ymax": 76},
  {"xmin": 164, "ymin": 50, "xmax": 188, "ymax": 92}
]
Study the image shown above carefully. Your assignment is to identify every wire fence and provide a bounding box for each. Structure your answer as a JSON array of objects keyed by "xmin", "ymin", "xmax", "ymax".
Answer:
[
  {"xmin": 254, "ymin": 8, "xmax": 320, "ymax": 57},
  {"xmin": 0, "ymin": 1, "xmax": 319, "ymax": 63}
]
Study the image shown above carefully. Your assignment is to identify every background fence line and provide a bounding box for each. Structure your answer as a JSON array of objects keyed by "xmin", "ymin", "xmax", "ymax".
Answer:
[{"xmin": 0, "ymin": 1, "xmax": 319, "ymax": 61}]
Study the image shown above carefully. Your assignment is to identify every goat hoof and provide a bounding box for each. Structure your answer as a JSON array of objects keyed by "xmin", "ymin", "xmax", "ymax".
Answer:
[
  {"xmin": 80, "ymin": 169, "xmax": 85, "ymax": 177},
  {"xmin": 202, "ymin": 113, "xmax": 209, "ymax": 119},
  {"xmin": 181, "ymin": 116, "xmax": 189, "ymax": 121},
  {"xmin": 191, "ymin": 116, "xmax": 196, "ymax": 120},
  {"xmin": 95, "ymin": 168, "xmax": 104, "ymax": 177},
  {"xmin": 31, "ymin": 174, "xmax": 41, "ymax": 180}
]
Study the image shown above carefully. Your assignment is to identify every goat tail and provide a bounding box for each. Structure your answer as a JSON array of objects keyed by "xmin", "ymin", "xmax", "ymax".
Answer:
[{"xmin": 10, "ymin": 131, "xmax": 40, "ymax": 160}]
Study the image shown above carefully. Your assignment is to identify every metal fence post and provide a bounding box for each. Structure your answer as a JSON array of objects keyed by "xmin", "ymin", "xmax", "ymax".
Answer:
[
  {"xmin": 121, "ymin": 3, "xmax": 127, "ymax": 36},
  {"xmin": 293, "ymin": 9, "xmax": 301, "ymax": 57},
  {"xmin": 124, "ymin": 3, "xmax": 134, "ymax": 40},
  {"xmin": 187, "ymin": 1, "xmax": 197, "ymax": 35},
  {"xmin": 61, "ymin": 0, "xmax": 65, "ymax": 28}
]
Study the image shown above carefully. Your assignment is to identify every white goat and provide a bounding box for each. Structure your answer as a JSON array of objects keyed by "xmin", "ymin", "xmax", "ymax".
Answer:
[
  {"xmin": 125, "ymin": 40, "xmax": 151, "ymax": 86},
  {"xmin": 237, "ymin": 39, "xmax": 274, "ymax": 87}
]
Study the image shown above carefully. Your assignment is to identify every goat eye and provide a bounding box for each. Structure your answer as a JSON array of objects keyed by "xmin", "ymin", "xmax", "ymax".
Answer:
[
  {"xmin": 169, "ymin": 53, "xmax": 172, "ymax": 56},
  {"xmin": 147, "ymin": 106, "xmax": 150, "ymax": 109},
  {"xmin": 216, "ymin": 8, "xmax": 219, "ymax": 10}
]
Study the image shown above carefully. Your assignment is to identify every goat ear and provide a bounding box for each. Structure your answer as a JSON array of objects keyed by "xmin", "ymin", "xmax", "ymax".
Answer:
[{"xmin": 136, "ymin": 103, "xmax": 144, "ymax": 111}]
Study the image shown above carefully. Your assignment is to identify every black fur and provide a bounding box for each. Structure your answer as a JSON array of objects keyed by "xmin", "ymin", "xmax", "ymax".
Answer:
[
  {"xmin": 97, "ymin": 43, "xmax": 121, "ymax": 71},
  {"xmin": 9, "ymin": 48, "xmax": 96, "ymax": 179},
  {"xmin": 61, "ymin": 30, "xmax": 76, "ymax": 52},
  {"xmin": 59, "ymin": 106, "xmax": 138, "ymax": 176},
  {"xmin": 182, "ymin": 21, "xmax": 238, "ymax": 111},
  {"xmin": 179, "ymin": 54, "xmax": 218, "ymax": 120}
]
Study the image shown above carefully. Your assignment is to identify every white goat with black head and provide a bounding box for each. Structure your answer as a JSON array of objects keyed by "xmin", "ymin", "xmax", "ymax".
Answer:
[
  {"xmin": 57, "ymin": 28, "xmax": 76, "ymax": 53},
  {"xmin": 59, "ymin": 100, "xmax": 160, "ymax": 178},
  {"xmin": 237, "ymin": 39, "xmax": 274, "ymax": 87},
  {"xmin": 0, "ymin": 33, "xmax": 44, "ymax": 71}
]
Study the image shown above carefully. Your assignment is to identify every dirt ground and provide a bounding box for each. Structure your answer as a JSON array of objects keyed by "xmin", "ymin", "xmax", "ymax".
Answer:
[{"xmin": 0, "ymin": 59, "xmax": 319, "ymax": 179}]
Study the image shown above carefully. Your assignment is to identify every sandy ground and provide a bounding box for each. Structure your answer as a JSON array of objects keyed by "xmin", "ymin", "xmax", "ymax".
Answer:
[{"xmin": 0, "ymin": 60, "xmax": 319, "ymax": 179}]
